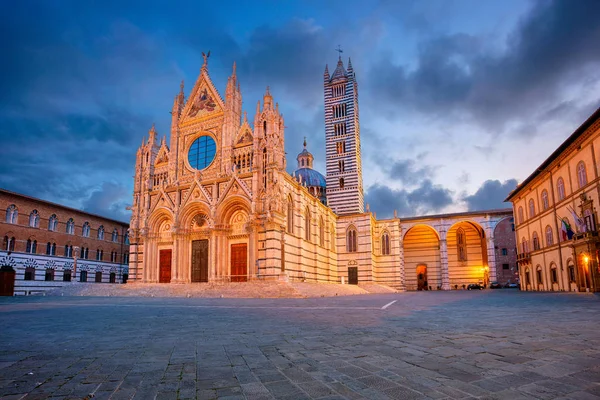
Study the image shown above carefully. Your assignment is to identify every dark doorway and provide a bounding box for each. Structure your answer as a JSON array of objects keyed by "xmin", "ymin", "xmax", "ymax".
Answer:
[
  {"xmin": 109, "ymin": 272, "xmax": 116, "ymax": 283},
  {"xmin": 95, "ymin": 271, "xmax": 102, "ymax": 283},
  {"xmin": 348, "ymin": 266, "xmax": 358, "ymax": 285},
  {"xmin": 417, "ymin": 264, "xmax": 428, "ymax": 291},
  {"xmin": 159, "ymin": 249, "xmax": 172, "ymax": 283},
  {"xmin": 80, "ymin": 271, "xmax": 87, "ymax": 282},
  {"xmin": 0, "ymin": 266, "xmax": 16, "ymax": 296},
  {"xmin": 63, "ymin": 270, "xmax": 72, "ymax": 282},
  {"xmin": 192, "ymin": 240, "xmax": 209, "ymax": 282},
  {"xmin": 230, "ymin": 243, "xmax": 248, "ymax": 282}
]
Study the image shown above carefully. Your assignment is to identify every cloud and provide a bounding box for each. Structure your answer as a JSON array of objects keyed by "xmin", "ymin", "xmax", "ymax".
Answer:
[
  {"xmin": 82, "ymin": 182, "xmax": 131, "ymax": 222},
  {"xmin": 383, "ymin": 157, "xmax": 436, "ymax": 185},
  {"xmin": 365, "ymin": 180, "xmax": 453, "ymax": 218},
  {"xmin": 368, "ymin": 0, "xmax": 600, "ymax": 132},
  {"xmin": 463, "ymin": 179, "xmax": 518, "ymax": 211}
]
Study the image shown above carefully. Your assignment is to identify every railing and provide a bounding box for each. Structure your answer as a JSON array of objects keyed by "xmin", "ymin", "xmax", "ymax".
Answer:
[
  {"xmin": 573, "ymin": 230, "xmax": 599, "ymax": 241},
  {"xmin": 516, "ymin": 252, "xmax": 531, "ymax": 262}
]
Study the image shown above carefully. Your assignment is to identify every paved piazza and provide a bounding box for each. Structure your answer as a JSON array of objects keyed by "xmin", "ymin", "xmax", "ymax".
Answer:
[{"xmin": 1, "ymin": 291, "xmax": 599, "ymax": 400}]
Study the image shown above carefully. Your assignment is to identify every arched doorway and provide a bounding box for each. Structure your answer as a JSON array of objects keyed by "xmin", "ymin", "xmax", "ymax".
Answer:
[
  {"xmin": 416, "ymin": 264, "xmax": 428, "ymax": 291},
  {"xmin": 447, "ymin": 221, "xmax": 487, "ymax": 288}
]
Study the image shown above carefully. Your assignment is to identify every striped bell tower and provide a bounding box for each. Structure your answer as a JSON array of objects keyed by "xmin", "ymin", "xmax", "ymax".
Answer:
[{"xmin": 324, "ymin": 53, "xmax": 364, "ymax": 215}]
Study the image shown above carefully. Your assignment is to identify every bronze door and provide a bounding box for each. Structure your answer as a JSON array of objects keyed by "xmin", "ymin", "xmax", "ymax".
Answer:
[
  {"xmin": 348, "ymin": 267, "xmax": 358, "ymax": 285},
  {"xmin": 192, "ymin": 240, "xmax": 209, "ymax": 282},
  {"xmin": 230, "ymin": 243, "xmax": 247, "ymax": 282},
  {"xmin": 159, "ymin": 249, "xmax": 172, "ymax": 283}
]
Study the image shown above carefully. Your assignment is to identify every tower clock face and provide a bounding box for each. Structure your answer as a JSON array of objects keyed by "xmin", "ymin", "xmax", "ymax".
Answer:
[{"xmin": 188, "ymin": 135, "xmax": 216, "ymax": 170}]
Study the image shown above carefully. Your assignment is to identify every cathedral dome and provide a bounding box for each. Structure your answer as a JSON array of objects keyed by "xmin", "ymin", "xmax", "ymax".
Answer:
[{"xmin": 293, "ymin": 167, "xmax": 327, "ymax": 188}]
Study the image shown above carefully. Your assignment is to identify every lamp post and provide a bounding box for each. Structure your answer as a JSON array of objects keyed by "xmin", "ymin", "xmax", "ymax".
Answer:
[{"xmin": 73, "ymin": 246, "xmax": 80, "ymax": 282}]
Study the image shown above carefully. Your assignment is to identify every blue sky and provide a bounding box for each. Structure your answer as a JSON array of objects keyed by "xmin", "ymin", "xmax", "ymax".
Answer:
[{"xmin": 1, "ymin": 0, "xmax": 599, "ymax": 222}]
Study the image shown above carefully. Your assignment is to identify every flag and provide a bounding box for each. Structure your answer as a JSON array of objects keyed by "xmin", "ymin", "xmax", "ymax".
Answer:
[
  {"xmin": 562, "ymin": 218, "xmax": 574, "ymax": 240},
  {"xmin": 568, "ymin": 206, "xmax": 586, "ymax": 233},
  {"xmin": 560, "ymin": 219, "xmax": 568, "ymax": 241}
]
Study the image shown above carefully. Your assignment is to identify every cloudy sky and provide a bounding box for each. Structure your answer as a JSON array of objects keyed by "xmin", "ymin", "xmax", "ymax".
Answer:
[{"xmin": 1, "ymin": 0, "xmax": 600, "ymax": 222}]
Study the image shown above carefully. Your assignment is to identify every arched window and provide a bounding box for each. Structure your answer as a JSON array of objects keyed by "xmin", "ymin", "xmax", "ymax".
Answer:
[
  {"xmin": 97, "ymin": 225, "xmax": 105, "ymax": 240},
  {"xmin": 518, "ymin": 207, "xmax": 524, "ymax": 224},
  {"xmin": 568, "ymin": 262, "xmax": 576, "ymax": 282},
  {"xmin": 123, "ymin": 251, "xmax": 130, "ymax": 264},
  {"xmin": 286, "ymin": 196, "xmax": 293, "ymax": 234},
  {"xmin": 26, "ymin": 239, "xmax": 37, "ymax": 254},
  {"xmin": 528, "ymin": 199, "xmax": 535, "ymax": 218},
  {"xmin": 545, "ymin": 225, "xmax": 554, "ymax": 246},
  {"xmin": 319, "ymin": 217, "xmax": 324, "ymax": 247},
  {"xmin": 96, "ymin": 249, "xmax": 103, "ymax": 261},
  {"xmin": 65, "ymin": 245, "xmax": 73, "ymax": 257},
  {"xmin": 536, "ymin": 265, "xmax": 543, "ymax": 286},
  {"xmin": 263, "ymin": 120, "xmax": 267, "ymax": 136},
  {"xmin": 381, "ymin": 232, "xmax": 390, "ymax": 255},
  {"xmin": 346, "ymin": 226, "xmax": 357, "ymax": 253},
  {"xmin": 521, "ymin": 237, "xmax": 528, "ymax": 253},
  {"xmin": 46, "ymin": 242, "xmax": 55, "ymax": 255},
  {"xmin": 550, "ymin": 264, "xmax": 558, "ymax": 284},
  {"xmin": 29, "ymin": 210, "xmax": 40, "ymax": 228},
  {"xmin": 331, "ymin": 224, "xmax": 336, "ymax": 251},
  {"xmin": 304, "ymin": 208, "xmax": 311, "ymax": 241},
  {"xmin": 541, "ymin": 190, "xmax": 549, "ymax": 211},
  {"xmin": 112, "ymin": 229, "xmax": 118, "ymax": 242},
  {"xmin": 339, "ymin": 178, "xmax": 344, "ymax": 189},
  {"xmin": 82, "ymin": 222, "xmax": 90, "ymax": 237},
  {"xmin": 66, "ymin": 218, "xmax": 75, "ymax": 234},
  {"xmin": 5, "ymin": 204, "xmax": 18, "ymax": 224},
  {"xmin": 48, "ymin": 214, "xmax": 58, "ymax": 231},
  {"xmin": 577, "ymin": 161, "xmax": 587, "ymax": 188},
  {"xmin": 3, "ymin": 236, "xmax": 15, "ymax": 252},
  {"xmin": 532, "ymin": 232, "xmax": 540, "ymax": 251},
  {"xmin": 262, "ymin": 148, "xmax": 268, "ymax": 189},
  {"xmin": 457, "ymin": 228, "xmax": 467, "ymax": 261},
  {"xmin": 125, "ymin": 232, "xmax": 129, "ymax": 245},
  {"xmin": 557, "ymin": 177, "xmax": 565, "ymax": 201}
]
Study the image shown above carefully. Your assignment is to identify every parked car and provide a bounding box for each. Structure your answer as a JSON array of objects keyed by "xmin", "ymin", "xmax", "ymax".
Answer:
[
  {"xmin": 467, "ymin": 283, "xmax": 483, "ymax": 290},
  {"xmin": 490, "ymin": 281, "xmax": 502, "ymax": 289},
  {"xmin": 506, "ymin": 282, "xmax": 519, "ymax": 288}
]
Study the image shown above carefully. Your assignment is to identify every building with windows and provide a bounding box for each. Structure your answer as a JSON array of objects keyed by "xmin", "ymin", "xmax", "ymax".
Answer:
[
  {"xmin": 129, "ymin": 54, "xmax": 514, "ymax": 290},
  {"xmin": 506, "ymin": 107, "xmax": 600, "ymax": 292},
  {"xmin": 1, "ymin": 188, "xmax": 130, "ymax": 289}
]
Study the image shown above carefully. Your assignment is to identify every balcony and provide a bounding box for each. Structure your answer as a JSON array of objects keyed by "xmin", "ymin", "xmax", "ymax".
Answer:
[
  {"xmin": 573, "ymin": 230, "xmax": 599, "ymax": 242},
  {"xmin": 516, "ymin": 252, "xmax": 531, "ymax": 262}
]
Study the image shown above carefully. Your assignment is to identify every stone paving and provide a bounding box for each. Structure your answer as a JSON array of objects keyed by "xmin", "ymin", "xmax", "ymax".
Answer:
[{"xmin": 0, "ymin": 290, "xmax": 599, "ymax": 399}]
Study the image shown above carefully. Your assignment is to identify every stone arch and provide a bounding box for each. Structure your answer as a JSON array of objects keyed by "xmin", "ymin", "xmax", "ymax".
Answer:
[
  {"xmin": 148, "ymin": 207, "xmax": 175, "ymax": 233},
  {"xmin": 403, "ymin": 224, "xmax": 440, "ymax": 291},
  {"xmin": 178, "ymin": 200, "xmax": 212, "ymax": 229},
  {"xmin": 447, "ymin": 220, "xmax": 488, "ymax": 287},
  {"xmin": 216, "ymin": 195, "xmax": 252, "ymax": 226}
]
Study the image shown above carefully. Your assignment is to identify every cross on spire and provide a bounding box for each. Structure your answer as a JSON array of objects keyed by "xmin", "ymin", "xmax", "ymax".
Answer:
[{"xmin": 335, "ymin": 45, "xmax": 343, "ymax": 60}]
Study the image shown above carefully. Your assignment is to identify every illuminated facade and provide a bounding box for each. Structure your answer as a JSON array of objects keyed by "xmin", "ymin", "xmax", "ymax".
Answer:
[
  {"xmin": 128, "ymin": 55, "xmax": 513, "ymax": 289},
  {"xmin": 506, "ymin": 107, "xmax": 600, "ymax": 292}
]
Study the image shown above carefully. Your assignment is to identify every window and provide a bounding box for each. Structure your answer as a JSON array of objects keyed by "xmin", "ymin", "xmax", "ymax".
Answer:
[
  {"xmin": 97, "ymin": 225, "xmax": 105, "ymax": 240},
  {"xmin": 541, "ymin": 190, "xmax": 549, "ymax": 211},
  {"xmin": 346, "ymin": 226, "xmax": 357, "ymax": 253},
  {"xmin": 3, "ymin": 236, "xmax": 15, "ymax": 252},
  {"xmin": 550, "ymin": 267, "xmax": 558, "ymax": 284},
  {"xmin": 545, "ymin": 225, "xmax": 554, "ymax": 246},
  {"xmin": 112, "ymin": 229, "xmax": 118, "ymax": 242},
  {"xmin": 66, "ymin": 218, "xmax": 75, "ymax": 234},
  {"xmin": 123, "ymin": 252, "xmax": 130, "ymax": 264},
  {"xmin": 46, "ymin": 242, "xmax": 52, "ymax": 255},
  {"xmin": 24, "ymin": 267, "xmax": 35, "ymax": 281},
  {"xmin": 304, "ymin": 208, "xmax": 311, "ymax": 242},
  {"xmin": 457, "ymin": 228, "xmax": 467, "ymax": 261},
  {"xmin": 584, "ymin": 209, "xmax": 596, "ymax": 232},
  {"xmin": 336, "ymin": 141, "xmax": 346, "ymax": 154},
  {"xmin": 568, "ymin": 264, "xmax": 576, "ymax": 282},
  {"xmin": 64, "ymin": 245, "xmax": 73, "ymax": 257},
  {"xmin": 45, "ymin": 268, "xmax": 54, "ymax": 281},
  {"xmin": 339, "ymin": 178, "xmax": 345, "ymax": 189},
  {"xmin": 81, "ymin": 247, "xmax": 89, "ymax": 259},
  {"xmin": 532, "ymin": 232, "xmax": 540, "ymax": 251},
  {"xmin": 528, "ymin": 199, "xmax": 536, "ymax": 218},
  {"xmin": 96, "ymin": 249, "xmax": 103, "ymax": 261},
  {"xmin": 319, "ymin": 217, "xmax": 324, "ymax": 247},
  {"xmin": 536, "ymin": 266, "xmax": 543, "ymax": 285},
  {"xmin": 521, "ymin": 237, "xmax": 529, "ymax": 253},
  {"xmin": 29, "ymin": 210, "xmax": 40, "ymax": 228},
  {"xmin": 525, "ymin": 268, "xmax": 531, "ymax": 285},
  {"xmin": 187, "ymin": 135, "xmax": 217, "ymax": 170},
  {"xmin": 124, "ymin": 233, "xmax": 129, "ymax": 245},
  {"xmin": 286, "ymin": 197, "xmax": 294, "ymax": 234},
  {"xmin": 338, "ymin": 160, "xmax": 345, "ymax": 172},
  {"xmin": 557, "ymin": 177, "xmax": 565, "ymax": 200},
  {"xmin": 80, "ymin": 270, "xmax": 88, "ymax": 282},
  {"xmin": 381, "ymin": 232, "xmax": 390, "ymax": 255},
  {"xmin": 48, "ymin": 214, "xmax": 58, "ymax": 231},
  {"xmin": 501, "ymin": 248, "xmax": 508, "ymax": 256},
  {"xmin": 502, "ymin": 263, "xmax": 509, "ymax": 270},
  {"xmin": 5, "ymin": 204, "xmax": 18, "ymax": 224},
  {"xmin": 82, "ymin": 222, "xmax": 90, "ymax": 237},
  {"xmin": 26, "ymin": 239, "xmax": 37, "ymax": 254},
  {"xmin": 262, "ymin": 148, "xmax": 268, "ymax": 189},
  {"xmin": 63, "ymin": 270, "xmax": 72, "ymax": 282},
  {"xmin": 111, "ymin": 251, "xmax": 117, "ymax": 263},
  {"xmin": 518, "ymin": 207, "xmax": 524, "ymax": 224},
  {"xmin": 577, "ymin": 161, "xmax": 587, "ymax": 188}
]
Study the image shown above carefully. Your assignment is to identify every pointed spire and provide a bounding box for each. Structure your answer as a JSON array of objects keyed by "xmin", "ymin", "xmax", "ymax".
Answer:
[
  {"xmin": 347, "ymin": 57, "xmax": 353, "ymax": 72},
  {"xmin": 243, "ymin": 111, "xmax": 248, "ymax": 124},
  {"xmin": 256, "ymin": 100, "xmax": 261, "ymax": 115},
  {"xmin": 303, "ymin": 136, "xmax": 307, "ymax": 148},
  {"xmin": 148, "ymin": 123, "xmax": 157, "ymax": 144},
  {"xmin": 232, "ymin": 61, "xmax": 237, "ymax": 77}
]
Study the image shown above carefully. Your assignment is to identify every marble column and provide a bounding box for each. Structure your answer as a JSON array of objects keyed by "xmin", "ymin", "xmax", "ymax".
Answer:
[
  {"xmin": 210, "ymin": 232, "xmax": 217, "ymax": 281},
  {"xmin": 440, "ymin": 238, "xmax": 450, "ymax": 290},
  {"xmin": 486, "ymin": 236, "xmax": 497, "ymax": 282}
]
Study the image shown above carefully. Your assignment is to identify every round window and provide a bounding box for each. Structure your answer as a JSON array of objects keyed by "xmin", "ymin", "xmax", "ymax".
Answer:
[{"xmin": 188, "ymin": 135, "xmax": 216, "ymax": 170}]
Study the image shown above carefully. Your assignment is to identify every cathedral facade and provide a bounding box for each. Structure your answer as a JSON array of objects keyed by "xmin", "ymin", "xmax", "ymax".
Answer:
[{"xmin": 128, "ymin": 55, "xmax": 513, "ymax": 290}]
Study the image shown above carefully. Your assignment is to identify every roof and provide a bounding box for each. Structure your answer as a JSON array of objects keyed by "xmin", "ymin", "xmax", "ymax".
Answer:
[
  {"xmin": 505, "ymin": 106, "xmax": 600, "ymax": 202},
  {"xmin": 0, "ymin": 188, "xmax": 130, "ymax": 226},
  {"xmin": 330, "ymin": 58, "xmax": 347, "ymax": 81},
  {"xmin": 400, "ymin": 208, "xmax": 513, "ymax": 222},
  {"xmin": 292, "ymin": 168, "xmax": 327, "ymax": 188}
]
